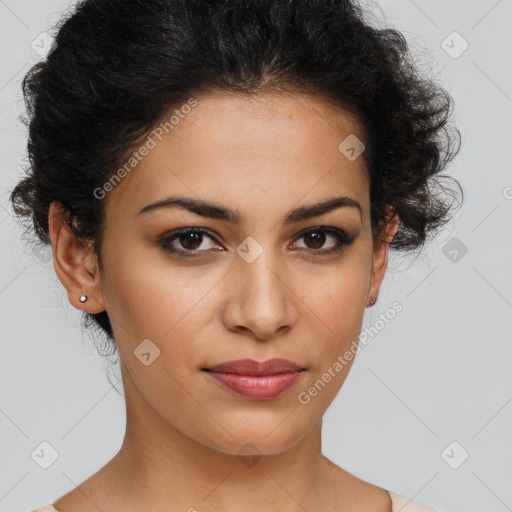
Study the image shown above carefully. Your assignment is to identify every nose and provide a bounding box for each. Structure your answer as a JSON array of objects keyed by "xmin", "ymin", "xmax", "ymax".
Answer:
[{"xmin": 220, "ymin": 248, "xmax": 298, "ymax": 341}]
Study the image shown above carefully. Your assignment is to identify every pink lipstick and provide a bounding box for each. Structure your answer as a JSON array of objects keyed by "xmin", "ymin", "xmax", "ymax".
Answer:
[{"xmin": 203, "ymin": 358, "xmax": 305, "ymax": 400}]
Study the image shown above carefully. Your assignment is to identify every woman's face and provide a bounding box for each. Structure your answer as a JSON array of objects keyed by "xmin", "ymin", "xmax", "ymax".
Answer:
[{"xmin": 78, "ymin": 91, "xmax": 394, "ymax": 455}]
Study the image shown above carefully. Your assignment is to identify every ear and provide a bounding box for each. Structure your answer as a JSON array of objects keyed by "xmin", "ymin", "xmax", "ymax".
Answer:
[
  {"xmin": 367, "ymin": 206, "xmax": 399, "ymax": 300},
  {"xmin": 48, "ymin": 201, "xmax": 106, "ymax": 313}
]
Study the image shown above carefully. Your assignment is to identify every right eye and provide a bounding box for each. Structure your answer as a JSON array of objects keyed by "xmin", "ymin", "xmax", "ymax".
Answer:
[{"xmin": 158, "ymin": 227, "xmax": 224, "ymax": 257}]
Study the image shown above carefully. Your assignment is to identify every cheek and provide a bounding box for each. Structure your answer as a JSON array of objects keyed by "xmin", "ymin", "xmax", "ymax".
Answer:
[
  {"xmin": 298, "ymin": 255, "xmax": 370, "ymax": 338},
  {"xmin": 102, "ymin": 243, "xmax": 222, "ymax": 342},
  {"xmin": 292, "ymin": 267, "xmax": 369, "ymax": 411},
  {"xmin": 295, "ymin": 255, "xmax": 370, "ymax": 401},
  {"xmin": 305, "ymin": 276, "xmax": 367, "ymax": 335}
]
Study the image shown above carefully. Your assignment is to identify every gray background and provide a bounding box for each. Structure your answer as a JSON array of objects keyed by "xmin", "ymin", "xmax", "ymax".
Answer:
[{"xmin": 1, "ymin": 0, "xmax": 511, "ymax": 511}]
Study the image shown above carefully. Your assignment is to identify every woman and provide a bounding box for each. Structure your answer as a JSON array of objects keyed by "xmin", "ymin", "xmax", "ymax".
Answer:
[{"xmin": 11, "ymin": 0, "xmax": 462, "ymax": 510}]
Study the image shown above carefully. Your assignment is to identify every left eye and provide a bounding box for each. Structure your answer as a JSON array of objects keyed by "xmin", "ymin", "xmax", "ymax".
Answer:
[{"xmin": 291, "ymin": 227, "xmax": 354, "ymax": 254}]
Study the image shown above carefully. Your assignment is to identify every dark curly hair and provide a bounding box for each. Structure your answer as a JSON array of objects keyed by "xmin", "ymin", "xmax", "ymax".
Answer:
[{"xmin": 10, "ymin": 0, "xmax": 463, "ymax": 352}]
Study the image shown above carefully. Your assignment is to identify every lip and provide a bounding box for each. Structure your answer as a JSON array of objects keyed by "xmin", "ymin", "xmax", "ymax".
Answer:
[{"xmin": 203, "ymin": 358, "xmax": 305, "ymax": 400}]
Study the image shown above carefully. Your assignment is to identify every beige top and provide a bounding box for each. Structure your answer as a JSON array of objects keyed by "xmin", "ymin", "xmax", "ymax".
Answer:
[{"xmin": 31, "ymin": 491, "xmax": 441, "ymax": 511}]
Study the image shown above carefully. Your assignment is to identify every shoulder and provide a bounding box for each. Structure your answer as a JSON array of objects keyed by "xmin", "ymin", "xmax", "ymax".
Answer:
[
  {"xmin": 389, "ymin": 491, "xmax": 442, "ymax": 512},
  {"xmin": 31, "ymin": 505, "xmax": 59, "ymax": 512}
]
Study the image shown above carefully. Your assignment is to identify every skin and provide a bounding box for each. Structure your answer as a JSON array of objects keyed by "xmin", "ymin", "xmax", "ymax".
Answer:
[{"xmin": 48, "ymin": 90, "xmax": 399, "ymax": 512}]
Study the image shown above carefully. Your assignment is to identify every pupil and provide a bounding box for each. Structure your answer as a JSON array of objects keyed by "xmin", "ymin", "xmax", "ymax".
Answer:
[
  {"xmin": 181, "ymin": 232, "xmax": 201, "ymax": 250},
  {"xmin": 306, "ymin": 231, "xmax": 325, "ymax": 249}
]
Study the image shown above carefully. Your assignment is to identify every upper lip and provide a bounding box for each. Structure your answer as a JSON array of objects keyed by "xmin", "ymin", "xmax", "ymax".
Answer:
[{"xmin": 204, "ymin": 358, "xmax": 305, "ymax": 375}]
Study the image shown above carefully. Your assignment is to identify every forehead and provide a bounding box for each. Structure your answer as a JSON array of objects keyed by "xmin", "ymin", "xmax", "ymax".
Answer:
[
  {"xmin": 172, "ymin": 90, "xmax": 364, "ymax": 150},
  {"xmin": 103, "ymin": 90, "xmax": 370, "ymax": 219}
]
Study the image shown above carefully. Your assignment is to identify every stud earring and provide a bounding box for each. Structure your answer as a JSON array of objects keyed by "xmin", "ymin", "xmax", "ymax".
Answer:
[{"xmin": 79, "ymin": 294, "xmax": 88, "ymax": 303}]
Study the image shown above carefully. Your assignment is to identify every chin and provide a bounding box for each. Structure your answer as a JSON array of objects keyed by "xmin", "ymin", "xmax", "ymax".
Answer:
[{"xmin": 195, "ymin": 421, "xmax": 313, "ymax": 459}]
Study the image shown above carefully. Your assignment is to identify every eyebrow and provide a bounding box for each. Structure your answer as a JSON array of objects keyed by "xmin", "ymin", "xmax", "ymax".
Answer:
[{"xmin": 138, "ymin": 195, "xmax": 362, "ymax": 223}]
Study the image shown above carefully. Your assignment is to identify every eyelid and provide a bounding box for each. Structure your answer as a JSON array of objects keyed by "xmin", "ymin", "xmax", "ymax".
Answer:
[
  {"xmin": 291, "ymin": 225, "xmax": 350, "ymax": 242},
  {"xmin": 158, "ymin": 227, "xmax": 221, "ymax": 251},
  {"xmin": 290, "ymin": 226, "xmax": 355, "ymax": 252}
]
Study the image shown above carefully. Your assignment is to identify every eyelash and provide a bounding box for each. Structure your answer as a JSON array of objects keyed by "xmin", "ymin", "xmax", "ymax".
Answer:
[{"xmin": 158, "ymin": 226, "xmax": 356, "ymax": 258}]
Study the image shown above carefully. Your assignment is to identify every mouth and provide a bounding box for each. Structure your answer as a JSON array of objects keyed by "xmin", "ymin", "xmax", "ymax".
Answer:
[{"xmin": 202, "ymin": 358, "xmax": 306, "ymax": 400}]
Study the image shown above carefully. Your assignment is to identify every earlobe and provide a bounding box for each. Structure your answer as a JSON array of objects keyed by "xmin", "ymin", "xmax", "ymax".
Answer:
[
  {"xmin": 48, "ymin": 201, "xmax": 106, "ymax": 313},
  {"xmin": 366, "ymin": 208, "xmax": 399, "ymax": 305}
]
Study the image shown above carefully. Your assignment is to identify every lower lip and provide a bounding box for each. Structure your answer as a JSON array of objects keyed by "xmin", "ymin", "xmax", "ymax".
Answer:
[{"xmin": 205, "ymin": 371, "xmax": 302, "ymax": 400}]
